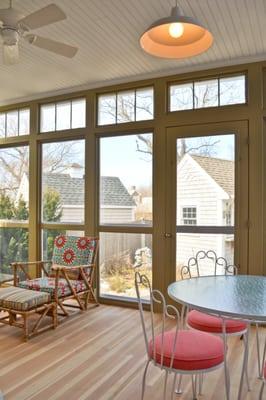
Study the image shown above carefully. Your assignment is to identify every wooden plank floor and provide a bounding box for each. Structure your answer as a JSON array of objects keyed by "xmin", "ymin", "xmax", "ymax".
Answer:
[{"xmin": 0, "ymin": 305, "xmax": 264, "ymax": 400}]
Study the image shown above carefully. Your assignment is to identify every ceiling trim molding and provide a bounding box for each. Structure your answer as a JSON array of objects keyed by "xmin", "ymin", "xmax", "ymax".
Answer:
[{"xmin": 1, "ymin": 53, "xmax": 266, "ymax": 106}]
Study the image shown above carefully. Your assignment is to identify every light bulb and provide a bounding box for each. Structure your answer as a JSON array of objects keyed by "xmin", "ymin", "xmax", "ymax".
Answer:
[{"xmin": 169, "ymin": 22, "xmax": 184, "ymax": 38}]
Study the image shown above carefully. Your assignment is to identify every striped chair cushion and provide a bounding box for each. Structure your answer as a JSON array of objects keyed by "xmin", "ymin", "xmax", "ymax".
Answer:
[
  {"xmin": 19, "ymin": 277, "xmax": 87, "ymax": 299},
  {"xmin": 0, "ymin": 286, "xmax": 50, "ymax": 311}
]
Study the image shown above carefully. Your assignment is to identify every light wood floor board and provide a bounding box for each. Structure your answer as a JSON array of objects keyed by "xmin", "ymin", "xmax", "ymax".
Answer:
[{"xmin": 0, "ymin": 305, "xmax": 265, "ymax": 400}]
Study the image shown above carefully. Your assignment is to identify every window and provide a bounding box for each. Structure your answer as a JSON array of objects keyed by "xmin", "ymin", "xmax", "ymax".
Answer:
[
  {"xmin": 182, "ymin": 207, "xmax": 197, "ymax": 225},
  {"xmin": 99, "ymin": 133, "xmax": 153, "ymax": 226},
  {"xmin": 97, "ymin": 87, "xmax": 154, "ymax": 125},
  {"xmin": 0, "ymin": 145, "xmax": 29, "ymax": 274},
  {"xmin": 99, "ymin": 232, "xmax": 152, "ymax": 299},
  {"xmin": 170, "ymin": 74, "xmax": 246, "ymax": 111},
  {"xmin": 0, "ymin": 227, "xmax": 28, "ymax": 275},
  {"xmin": 0, "ymin": 108, "xmax": 30, "ymax": 137},
  {"xmin": 40, "ymin": 98, "xmax": 86, "ymax": 133},
  {"xmin": 0, "ymin": 146, "xmax": 29, "ymax": 222},
  {"xmin": 176, "ymin": 134, "xmax": 235, "ymax": 280},
  {"xmin": 41, "ymin": 140, "xmax": 85, "ymax": 224},
  {"xmin": 99, "ymin": 133, "xmax": 153, "ymax": 300}
]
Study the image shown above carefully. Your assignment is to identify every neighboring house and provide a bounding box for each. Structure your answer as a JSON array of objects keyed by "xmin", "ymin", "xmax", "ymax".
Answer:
[
  {"xmin": 17, "ymin": 164, "xmax": 141, "ymax": 261},
  {"xmin": 177, "ymin": 154, "xmax": 234, "ymax": 267},
  {"xmin": 17, "ymin": 164, "xmax": 136, "ymax": 224}
]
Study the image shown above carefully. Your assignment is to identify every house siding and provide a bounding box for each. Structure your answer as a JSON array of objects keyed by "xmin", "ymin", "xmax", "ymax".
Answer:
[{"xmin": 176, "ymin": 155, "xmax": 233, "ymax": 269}]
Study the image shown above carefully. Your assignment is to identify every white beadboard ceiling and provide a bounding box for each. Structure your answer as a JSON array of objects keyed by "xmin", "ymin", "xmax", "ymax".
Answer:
[{"xmin": 0, "ymin": 0, "xmax": 266, "ymax": 105}]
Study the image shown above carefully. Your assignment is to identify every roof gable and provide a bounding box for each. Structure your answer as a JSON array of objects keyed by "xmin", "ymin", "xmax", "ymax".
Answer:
[
  {"xmin": 42, "ymin": 174, "xmax": 135, "ymax": 207},
  {"xmin": 190, "ymin": 155, "xmax": 234, "ymax": 197}
]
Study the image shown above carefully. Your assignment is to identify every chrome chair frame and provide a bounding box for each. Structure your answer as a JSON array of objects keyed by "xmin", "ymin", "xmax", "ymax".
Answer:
[
  {"xmin": 180, "ymin": 250, "xmax": 250, "ymax": 399},
  {"xmin": 135, "ymin": 272, "xmax": 229, "ymax": 400}
]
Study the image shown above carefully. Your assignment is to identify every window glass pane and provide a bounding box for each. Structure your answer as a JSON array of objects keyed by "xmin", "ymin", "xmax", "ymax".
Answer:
[
  {"xmin": 0, "ymin": 228, "xmax": 28, "ymax": 274},
  {"xmin": 40, "ymin": 104, "xmax": 55, "ymax": 132},
  {"xmin": 0, "ymin": 113, "xmax": 5, "ymax": 137},
  {"xmin": 56, "ymin": 101, "xmax": 71, "ymax": 131},
  {"xmin": 6, "ymin": 110, "xmax": 18, "ymax": 137},
  {"xmin": 100, "ymin": 134, "xmax": 152, "ymax": 226},
  {"xmin": 176, "ymin": 233, "xmax": 234, "ymax": 280},
  {"xmin": 170, "ymin": 83, "xmax": 193, "ymax": 111},
  {"xmin": 0, "ymin": 146, "xmax": 29, "ymax": 221},
  {"xmin": 42, "ymin": 229, "xmax": 84, "ymax": 261},
  {"xmin": 220, "ymin": 75, "xmax": 246, "ymax": 106},
  {"xmin": 42, "ymin": 140, "xmax": 85, "ymax": 224},
  {"xmin": 19, "ymin": 108, "xmax": 30, "ymax": 135},
  {"xmin": 98, "ymin": 94, "xmax": 116, "ymax": 125},
  {"xmin": 177, "ymin": 135, "xmax": 235, "ymax": 227},
  {"xmin": 117, "ymin": 91, "xmax": 135, "ymax": 123},
  {"xmin": 71, "ymin": 98, "xmax": 86, "ymax": 128},
  {"xmin": 100, "ymin": 232, "xmax": 152, "ymax": 299},
  {"xmin": 136, "ymin": 87, "xmax": 154, "ymax": 121},
  {"xmin": 194, "ymin": 79, "xmax": 219, "ymax": 108}
]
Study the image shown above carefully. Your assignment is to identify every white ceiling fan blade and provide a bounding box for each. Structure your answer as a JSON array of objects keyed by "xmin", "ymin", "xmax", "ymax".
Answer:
[
  {"xmin": 25, "ymin": 34, "xmax": 78, "ymax": 58},
  {"xmin": 18, "ymin": 4, "xmax": 66, "ymax": 30},
  {"xmin": 3, "ymin": 43, "xmax": 19, "ymax": 65}
]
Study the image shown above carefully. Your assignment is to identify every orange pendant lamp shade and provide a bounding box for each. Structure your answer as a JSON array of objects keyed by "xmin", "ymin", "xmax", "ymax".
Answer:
[{"xmin": 140, "ymin": 5, "xmax": 213, "ymax": 59}]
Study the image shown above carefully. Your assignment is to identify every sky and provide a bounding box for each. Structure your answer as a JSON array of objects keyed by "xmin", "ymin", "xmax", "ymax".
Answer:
[{"xmin": 100, "ymin": 134, "xmax": 153, "ymax": 190}]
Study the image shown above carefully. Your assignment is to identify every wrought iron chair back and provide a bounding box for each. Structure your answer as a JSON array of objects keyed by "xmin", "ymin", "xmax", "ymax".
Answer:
[
  {"xmin": 180, "ymin": 250, "xmax": 238, "ymax": 280},
  {"xmin": 135, "ymin": 271, "xmax": 180, "ymax": 370}
]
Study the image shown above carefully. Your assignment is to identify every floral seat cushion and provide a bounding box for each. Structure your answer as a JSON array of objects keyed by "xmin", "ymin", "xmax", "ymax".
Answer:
[
  {"xmin": 18, "ymin": 277, "xmax": 87, "ymax": 299},
  {"xmin": 51, "ymin": 235, "xmax": 98, "ymax": 280}
]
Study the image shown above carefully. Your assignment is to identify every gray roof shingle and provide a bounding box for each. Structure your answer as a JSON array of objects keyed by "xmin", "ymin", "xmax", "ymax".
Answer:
[
  {"xmin": 42, "ymin": 174, "xmax": 135, "ymax": 207},
  {"xmin": 191, "ymin": 155, "xmax": 234, "ymax": 196}
]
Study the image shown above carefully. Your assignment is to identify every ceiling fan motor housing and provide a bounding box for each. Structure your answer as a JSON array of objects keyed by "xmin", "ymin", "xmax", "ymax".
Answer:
[{"xmin": 2, "ymin": 27, "xmax": 19, "ymax": 45}]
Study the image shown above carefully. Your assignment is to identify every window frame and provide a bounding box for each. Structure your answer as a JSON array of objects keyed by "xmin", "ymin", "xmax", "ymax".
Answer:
[
  {"xmin": 0, "ymin": 107, "xmax": 30, "ymax": 138},
  {"xmin": 96, "ymin": 129, "xmax": 154, "ymax": 302},
  {"xmin": 168, "ymin": 72, "xmax": 248, "ymax": 113},
  {"xmin": 39, "ymin": 97, "xmax": 86, "ymax": 133},
  {"xmin": 96, "ymin": 85, "xmax": 154, "ymax": 127}
]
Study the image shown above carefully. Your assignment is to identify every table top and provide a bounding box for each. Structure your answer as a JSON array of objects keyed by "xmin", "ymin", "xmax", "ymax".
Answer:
[{"xmin": 168, "ymin": 275, "xmax": 266, "ymax": 322}]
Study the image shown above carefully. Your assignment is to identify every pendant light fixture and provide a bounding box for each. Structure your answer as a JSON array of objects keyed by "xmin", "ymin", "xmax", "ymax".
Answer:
[{"xmin": 140, "ymin": 1, "xmax": 213, "ymax": 59}]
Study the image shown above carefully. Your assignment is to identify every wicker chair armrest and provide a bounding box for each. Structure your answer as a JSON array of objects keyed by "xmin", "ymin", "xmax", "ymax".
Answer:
[
  {"xmin": 10, "ymin": 261, "xmax": 51, "ymax": 268},
  {"xmin": 51, "ymin": 264, "xmax": 94, "ymax": 271}
]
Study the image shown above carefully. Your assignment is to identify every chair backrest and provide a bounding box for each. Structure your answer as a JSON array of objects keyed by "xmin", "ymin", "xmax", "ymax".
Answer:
[
  {"xmin": 180, "ymin": 250, "xmax": 238, "ymax": 280},
  {"xmin": 135, "ymin": 272, "xmax": 180, "ymax": 369},
  {"xmin": 50, "ymin": 235, "xmax": 99, "ymax": 281},
  {"xmin": 52, "ymin": 235, "xmax": 98, "ymax": 267}
]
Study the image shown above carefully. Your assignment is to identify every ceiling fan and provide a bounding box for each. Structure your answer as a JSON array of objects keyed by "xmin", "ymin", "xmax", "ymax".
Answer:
[{"xmin": 0, "ymin": 1, "xmax": 78, "ymax": 65}]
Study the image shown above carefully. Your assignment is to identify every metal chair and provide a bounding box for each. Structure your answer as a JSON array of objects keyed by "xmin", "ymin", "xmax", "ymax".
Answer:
[
  {"xmin": 135, "ymin": 271, "xmax": 229, "ymax": 400},
  {"xmin": 180, "ymin": 250, "xmax": 250, "ymax": 398},
  {"xmin": 180, "ymin": 251, "xmax": 247, "ymax": 335}
]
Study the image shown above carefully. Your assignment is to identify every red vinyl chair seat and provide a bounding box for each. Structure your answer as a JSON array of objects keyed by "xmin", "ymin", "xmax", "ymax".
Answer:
[
  {"xmin": 149, "ymin": 329, "xmax": 224, "ymax": 371},
  {"xmin": 187, "ymin": 310, "xmax": 247, "ymax": 334}
]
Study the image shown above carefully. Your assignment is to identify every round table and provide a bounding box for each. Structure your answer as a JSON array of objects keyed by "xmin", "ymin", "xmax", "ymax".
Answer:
[
  {"xmin": 168, "ymin": 275, "xmax": 266, "ymax": 399},
  {"xmin": 168, "ymin": 275, "xmax": 266, "ymax": 322}
]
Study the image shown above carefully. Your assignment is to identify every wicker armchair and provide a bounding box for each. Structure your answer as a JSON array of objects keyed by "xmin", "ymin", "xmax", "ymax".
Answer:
[{"xmin": 12, "ymin": 235, "xmax": 99, "ymax": 316}]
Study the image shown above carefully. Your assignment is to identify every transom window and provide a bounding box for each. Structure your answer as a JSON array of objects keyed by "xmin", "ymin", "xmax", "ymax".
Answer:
[
  {"xmin": 0, "ymin": 108, "xmax": 30, "ymax": 137},
  {"xmin": 97, "ymin": 87, "xmax": 154, "ymax": 125},
  {"xmin": 170, "ymin": 74, "xmax": 246, "ymax": 112},
  {"xmin": 40, "ymin": 98, "xmax": 86, "ymax": 133},
  {"xmin": 182, "ymin": 207, "xmax": 197, "ymax": 225}
]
